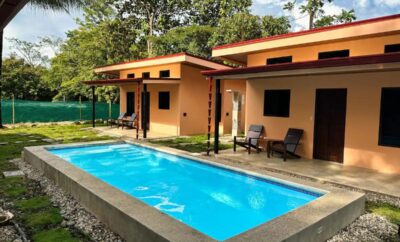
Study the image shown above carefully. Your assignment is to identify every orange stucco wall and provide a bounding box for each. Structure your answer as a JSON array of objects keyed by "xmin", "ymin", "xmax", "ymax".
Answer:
[
  {"xmin": 247, "ymin": 34, "xmax": 400, "ymax": 66},
  {"xmin": 120, "ymin": 63, "xmax": 181, "ymax": 79},
  {"xmin": 245, "ymin": 70, "xmax": 400, "ymax": 174}
]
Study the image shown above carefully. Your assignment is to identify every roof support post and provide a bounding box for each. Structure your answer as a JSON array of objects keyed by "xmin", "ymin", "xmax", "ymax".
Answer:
[
  {"xmin": 136, "ymin": 82, "xmax": 141, "ymax": 139},
  {"xmin": 143, "ymin": 84, "xmax": 147, "ymax": 139},
  {"xmin": 0, "ymin": 30, "xmax": 3, "ymax": 128},
  {"xmin": 206, "ymin": 77, "xmax": 213, "ymax": 155},
  {"xmin": 91, "ymin": 85, "xmax": 96, "ymax": 128},
  {"xmin": 214, "ymin": 79, "xmax": 221, "ymax": 154}
]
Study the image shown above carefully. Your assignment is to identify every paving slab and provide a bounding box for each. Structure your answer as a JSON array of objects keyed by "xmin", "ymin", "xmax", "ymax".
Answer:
[{"xmin": 3, "ymin": 170, "xmax": 25, "ymax": 178}]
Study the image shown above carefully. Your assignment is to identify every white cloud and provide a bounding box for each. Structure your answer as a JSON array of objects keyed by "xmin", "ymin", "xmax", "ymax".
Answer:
[
  {"xmin": 374, "ymin": 0, "xmax": 400, "ymax": 7},
  {"xmin": 356, "ymin": 0, "xmax": 370, "ymax": 8}
]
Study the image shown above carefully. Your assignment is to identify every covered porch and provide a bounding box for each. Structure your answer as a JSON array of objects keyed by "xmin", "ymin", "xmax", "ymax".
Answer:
[{"xmin": 84, "ymin": 77, "xmax": 180, "ymax": 139}]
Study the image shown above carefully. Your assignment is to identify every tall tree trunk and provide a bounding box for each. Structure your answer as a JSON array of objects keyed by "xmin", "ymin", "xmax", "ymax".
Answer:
[
  {"xmin": 147, "ymin": 14, "xmax": 154, "ymax": 57},
  {"xmin": 0, "ymin": 30, "xmax": 3, "ymax": 128},
  {"xmin": 309, "ymin": 10, "xmax": 315, "ymax": 29}
]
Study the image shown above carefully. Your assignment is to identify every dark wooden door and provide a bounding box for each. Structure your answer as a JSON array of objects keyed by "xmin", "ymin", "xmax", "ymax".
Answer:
[
  {"xmin": 126, "ymin": 92, "xmax": 135, "ymax": 116},
  {"xmin": 141, "ymin": 92, "xmax": 150, "ymax": 130},
  {"xmin": 313, "ymin": 89, "xmax": 347, "ymax": 163}
]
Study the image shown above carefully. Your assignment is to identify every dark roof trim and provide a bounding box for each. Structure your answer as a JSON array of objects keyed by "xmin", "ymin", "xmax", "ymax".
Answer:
[
  {"xmin": 0, "ymin": 0, "xmax": 28, "ymax": 30},
  {"xmin": 213, "ymin": 14, "xmax": 400, "ymax": 51},
  {"xmin": 83, "ymin": 77, "xmax": 181, "ymax": 86},
  {"xmin": 202, "ymin": 53, "xmax": 400, "ymax": 77}
]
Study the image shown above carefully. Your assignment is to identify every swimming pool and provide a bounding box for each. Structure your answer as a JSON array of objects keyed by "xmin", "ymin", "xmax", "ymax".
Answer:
[{"xmin": 49, "ymin": 143, "xmax": 324, "ymax": 241}]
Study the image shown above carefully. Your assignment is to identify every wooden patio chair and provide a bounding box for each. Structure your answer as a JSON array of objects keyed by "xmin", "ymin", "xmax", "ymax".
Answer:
[
  {"xmin": 233, "ymin": 125, "xmax": 264, "ymax": 154},
  {"xmin": 121, "ymin": 113, "xmax": 138, "ymax": 130},
  {"xmin": 266, "ymin": 128, "xmax": 303, "ymax": 161},
  {"xmin": 108, "ymin": 112, "xmax": 126, "ymax": 128}
]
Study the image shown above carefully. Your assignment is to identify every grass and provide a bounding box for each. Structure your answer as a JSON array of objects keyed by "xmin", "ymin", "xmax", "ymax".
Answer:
[
  {"xmin": 367, "ymin": 201, "xmax": 400, "ymax": 225},
  {"xmin": 32, "ymin": 228, "xmax": 80, "ymax": 242},
  {"xmin": 0, "ymin": 123, "xmax": 114, "ymax": 241},
  {"xmin": 16, "ymin": 196, "xmax": 52, "ymax": 212},
  {"xmin": 149, "ymin": 135, "xmax": 233, "ymax": 153}
]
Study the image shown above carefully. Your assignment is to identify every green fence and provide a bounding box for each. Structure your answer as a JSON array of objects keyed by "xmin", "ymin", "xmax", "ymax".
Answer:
[{"xmin": 1, "ymin": 99, "xmax": 120, "ymax": 124}]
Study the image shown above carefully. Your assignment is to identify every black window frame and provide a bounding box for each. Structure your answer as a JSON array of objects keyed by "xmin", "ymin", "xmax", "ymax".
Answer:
[
  {"xmin": 263, "ymin": 89, "xmax": 291, "ymax": 118},
  {"xmin": 384, "ymin": 44, "xmax": 400, "ymax": 54},
  {"xmin": 127, "ymin": 73, "xmax": 135, "ymax": 78},
  {"xmin": 318, "ymin": 49, "xmax": 350, "ymax": 60},
  {"xmin": 159, "ymin": 70, "xmax": 170, "ymax": 78},
  {"xmin": 158, "ymin": 91, "xmax": 170, "ymax": 110},
  {"xmin": 142, "ymin": 72, "xmax": 150, "ymax": 78},
  {"xmin": 378, "ymin": 87, "xmax": 400, "ymax": 148},
  {"xmin": 267, "ymin": 56, "xmax": 293, "ymax": 65}
]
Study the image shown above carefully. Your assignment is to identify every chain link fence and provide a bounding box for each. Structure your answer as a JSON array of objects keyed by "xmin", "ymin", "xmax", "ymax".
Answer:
[{"xmin": 0, "ymin": 99, "xmax": 120, "ymax": 124}]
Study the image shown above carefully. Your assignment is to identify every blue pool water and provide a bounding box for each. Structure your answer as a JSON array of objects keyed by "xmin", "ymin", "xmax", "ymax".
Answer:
[{"xmin": 49, "ymin": 143, "xmax": 323, "ymax": 241}]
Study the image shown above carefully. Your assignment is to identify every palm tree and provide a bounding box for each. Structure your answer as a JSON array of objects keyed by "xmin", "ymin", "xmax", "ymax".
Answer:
[{"xmin": 0, "ymin": 0, "xmax": 83, "ymax": 128}]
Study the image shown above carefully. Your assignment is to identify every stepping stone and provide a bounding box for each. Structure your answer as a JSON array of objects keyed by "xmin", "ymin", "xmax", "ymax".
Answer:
[
  {"xmin": 17, "ymin": 133, "xmax": 29, "ymax": 137},
  {"xmin": 14, "ymin": 141, "xmax": 23, "ymax": 144},
  {"xmin": 81, "ymin": 136, "xmax": 88, "ymax": 139},
  {"xmin": 28, "ymin": 140, "xmax": 38, "ymax": 143},
  {"xmin": 55, "ymin": 138, "xmax": 63, "ymax": 141},
  {"xmin": 0, "ymin": 142, "xmax": 8, "ymax": 146},
  {"xmin": 42, "ymin": 139, "xmax": 54, "ymax": 143},
  {"xmin": 3, "ymin": 170, "xmax": 24, "ymax": 178}
]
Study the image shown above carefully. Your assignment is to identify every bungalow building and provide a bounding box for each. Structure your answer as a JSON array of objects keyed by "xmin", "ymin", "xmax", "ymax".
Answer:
[
  {"xmin": 86, "ymin": 53, "xmax": 246, "ymax": 137},
  {"xmin": 203, "ymin": 14, "xmax": 400, "ymax": 174}
]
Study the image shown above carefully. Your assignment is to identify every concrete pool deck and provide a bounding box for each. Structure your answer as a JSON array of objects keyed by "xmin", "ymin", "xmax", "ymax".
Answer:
[
  {"xmin": 23, "ymin": 140, "xmax": 365, "ymax": 242},
  {"xmin": 212, "ymin": 149, "xmax": 400, "ymax": 199}
]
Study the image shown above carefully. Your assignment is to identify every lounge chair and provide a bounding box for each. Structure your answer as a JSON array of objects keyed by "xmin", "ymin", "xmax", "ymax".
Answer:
[
  {"xmin": 108, "ymin": 112, "xmax": 126, "ymax": 128},
  {"xmin": 266, "ymin": 128, "xmax": 303, "ymax": 161},
  {"xmin": 233, "ymin": 125, "xmax": 264, "ymax": 154},
  {"xmin": 121, "ymin": 113, "xmax": 138, "ymax": 129}
]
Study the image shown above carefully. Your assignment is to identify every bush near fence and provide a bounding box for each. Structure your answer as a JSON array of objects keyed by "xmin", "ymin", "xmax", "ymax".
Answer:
[{"xmin": 1, "ymin": 99, "xmax": 120, "ymax": 124}]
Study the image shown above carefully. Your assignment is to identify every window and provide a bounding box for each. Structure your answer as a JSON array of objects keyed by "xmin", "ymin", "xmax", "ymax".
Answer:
[
  {"xmin": 267, "ymin": 56, "xmax": 293, "ymax": 65},
  {"xmin": 159, "ymin": 70, "xmax": 170, "ymax": 78},
  {"xmin": 142, "ymin": 72, "xmax": 150, "ymax": 78},
  {"xmin": 159, "ymin": 92, "xmax": 170, "ymax": 110},
  {"xmin": 385, "ymin": 44, "xmax": 400, "ymax": 53},
  {"xmin": 127, "ymin": 73, "xmax": 135, "ymax": 78},
  {"xmin": 379, "ymin": 88, "xmax": 400, "ymax": 147},
  {"xmin": 263, "ymin": 90, "xmax": 291, "ymax": 117},
  {"xmin": 318, "ymin": 50, "xmax": 350, "ymax": 60}
]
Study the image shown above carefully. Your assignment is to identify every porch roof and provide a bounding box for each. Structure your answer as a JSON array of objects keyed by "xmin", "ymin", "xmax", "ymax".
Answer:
[
  {"xmin": 201, "ymin": 53, "xmax": 400, "ymax": 80},
  {"xmin": 83, "ymin": 77, "xmax": 181, "ymax": 86},
  {"xmin": 0, "ymin": 0, "xmax": 28, "ymax": 30}
]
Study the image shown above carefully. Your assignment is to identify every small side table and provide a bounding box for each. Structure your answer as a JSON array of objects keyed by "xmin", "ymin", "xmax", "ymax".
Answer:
[{"xmin": 264, "ymin": 138, "xmax": 284, "ymax": 158}]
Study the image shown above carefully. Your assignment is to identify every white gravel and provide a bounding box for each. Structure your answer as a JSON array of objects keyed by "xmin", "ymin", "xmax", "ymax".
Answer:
[{"xmin": 10, "ymin": 158, "xmax": 124, "ymax": 242}]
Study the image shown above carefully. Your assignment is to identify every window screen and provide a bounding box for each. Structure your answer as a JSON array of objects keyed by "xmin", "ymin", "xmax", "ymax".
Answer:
[
  {"xmin": 127, "ymin": 73, "xmax": 135, "ymax": 78},
  {"xmin": 318, "ymin": 50, "xmax": 350, "ymax": 60},
  {"xmin": 379, "ymin": 88, "xmax": 400, "ymax": 147},
  {"xmin": 263, "ymin": 90, "xmax": 291, "ymax": 117},
  {"xmin": 159, "ymin": 70, "xmax": 170, "ymax": 78},
  {"xmin": 384, "ymin": 44, "xmax": 400, "ymax": 54},
  {"xmin": 159, "ymin": 92, "xmax": 170, "ymax": 110},
  {"xmin": 267, "ymin": 56, "xmax": 293, "ymax": 65}
]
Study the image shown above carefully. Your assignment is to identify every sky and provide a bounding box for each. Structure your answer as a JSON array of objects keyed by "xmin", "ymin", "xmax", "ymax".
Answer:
[{"xmin": 3, "ymin": 0, "xmax": 400, "ymax": 58}]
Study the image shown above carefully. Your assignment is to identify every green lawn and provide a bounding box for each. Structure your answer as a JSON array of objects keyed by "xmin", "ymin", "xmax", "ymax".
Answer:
[
  {"xmin": 0, "ymin": 123, "xmax": 113, "ymax": 241},
  {"xmin": 149, "ymin": 135, "xmax": 233, "ymax": 153},
  {"xmin": 367, "ymin": 201, "xmax": 400, "ymax": 225}
]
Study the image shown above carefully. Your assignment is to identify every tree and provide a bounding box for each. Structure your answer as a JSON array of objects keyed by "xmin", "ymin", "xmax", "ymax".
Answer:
[
  {"xmin": 151, "ymin": 25, "xmax": 215, "ymax": 58},
  {"xmin": 283, "ymin": 0, "xmax": 356, "ymax": 29},
  {"xmin": 209, "ymin": 13, "xmax": 291, "ymax": 47},
  {"xmin": 189, "ymin": 0, "xmax": 252, "ymax": 26}
]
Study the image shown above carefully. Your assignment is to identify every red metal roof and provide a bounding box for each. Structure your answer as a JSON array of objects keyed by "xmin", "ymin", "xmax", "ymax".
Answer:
[
  {"xmin": 213, "ymin": 14, "xmax": 400, "ymax": 51},
  {"xmin": 83, "ymin": 77, "xmax": 181, "ymax": 86},
  {"xmin": 202, "ymin": 53, "xmax": 400, "ymax": 77},
  {"xmin": 0, "ymin": 0, "xmax": 28, "ymax": 30},
  {"xmin": 95, "ymin": 52, "xmax": 231, "ymax": 69}
]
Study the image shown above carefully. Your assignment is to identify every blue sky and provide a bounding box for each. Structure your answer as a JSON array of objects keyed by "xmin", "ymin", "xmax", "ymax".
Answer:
[{"xmin": 3, "ymin": 0, "xmax": 400, "ymax": 57}]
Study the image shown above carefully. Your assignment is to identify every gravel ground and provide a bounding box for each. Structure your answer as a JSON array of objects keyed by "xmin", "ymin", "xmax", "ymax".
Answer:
[
  {"xmin": 6, "ymin": 158, "xmax": 400, "ymax": 242},
  {"xmin": 0, "ymin": 225, "xmax": 21, "ymax": 242},
  {"xmin": 10, "ymin": 158, "xmax": 124, "ymax": 242}
]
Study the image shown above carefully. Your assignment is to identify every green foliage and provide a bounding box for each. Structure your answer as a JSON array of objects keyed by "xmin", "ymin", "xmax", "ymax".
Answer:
[
  {"xmin": 30, "ymin": 0, "xmax": 84, "ymax": 12},
  {"xmin": 209, "ymin": 13, "xmax": 291, "ymax": 47},
  {"xmin": 32, "ymin": 228, "xmax": 80, "ymax": 242},
  {"xmin": 367, "ymin": 202, "xmax": 400, "ymax": 225},
  {"xmin": 1, "ymin": 56, "xmax": 55, "ymax": 100},
  {"xmin": 151, "ymin": 25, "xmax": 216, "ymax": 58},
  {"xmin": 16, "ymin": 196, "xmax": 53, "ymax": 212},
  {"xmin": 314, "ymin": 9, "xmax": 356, "ymax": 28}
]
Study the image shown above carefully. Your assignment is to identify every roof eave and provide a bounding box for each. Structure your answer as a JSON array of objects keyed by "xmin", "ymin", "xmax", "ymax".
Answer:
[{"xmin": 0, "ymin": 0, "xmax": 28, "ymax": 30}]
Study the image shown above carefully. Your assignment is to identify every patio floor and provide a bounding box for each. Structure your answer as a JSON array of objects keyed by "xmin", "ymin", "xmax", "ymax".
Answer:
[{"xmin": 211, "ymin": 149, "xmax": 400, "ymax": 198}]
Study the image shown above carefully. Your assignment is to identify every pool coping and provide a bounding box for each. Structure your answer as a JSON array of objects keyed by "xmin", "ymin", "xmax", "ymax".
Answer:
[{"xmin": 23, "ymin": 140, "xmax": 366, "ymax": 242}]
